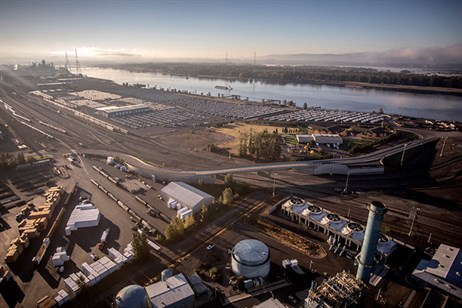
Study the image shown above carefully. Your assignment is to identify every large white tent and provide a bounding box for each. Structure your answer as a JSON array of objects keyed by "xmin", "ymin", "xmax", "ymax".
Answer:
[{"xmin": 161, "ymin": 182, "xmax": 214, "ymax": 213}]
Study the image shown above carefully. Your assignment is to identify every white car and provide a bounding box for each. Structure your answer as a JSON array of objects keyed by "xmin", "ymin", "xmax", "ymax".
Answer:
[{"xmin": 206, "ymin": 244, "xmax": 215, "ymax": 250}]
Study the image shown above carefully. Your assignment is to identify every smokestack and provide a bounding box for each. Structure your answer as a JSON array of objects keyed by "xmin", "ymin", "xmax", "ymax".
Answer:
[{"xmin": 357, "ymin": 201, "xmax": 387, "ymax": 283}]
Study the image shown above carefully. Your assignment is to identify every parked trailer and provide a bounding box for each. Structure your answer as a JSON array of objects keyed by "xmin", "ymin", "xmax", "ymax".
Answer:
[
  {"xmin": 100, "ymin": 228, "xmax": 110, "ymax": 243},
  {"xmin": 98, "ymin": 185, "xmax": 108, "ymax": 194},
  {"xmin": 117, "ymin": 200, "xmax": 129, "ymax": 211},
  {"xmin": 90, "ymin": 179, "xmax": 99, "ymax": 186},
  {"xmin": 135, "ymin": 196, "xmax": 148, "ymax": 206},
  {"xmin": 108, "ymin": 177, "xmax": 119, "ymax": 184},
  {"xmin": 92, "ymin": 165, "xmax": 101, "ymax": 172},
  {"xmin": 147, "ymin": 239, "xmax": 161, "ymax": 252},
  {"xmin": 107, "ymin": 192, "xmax": 117, "ymax": 201}
]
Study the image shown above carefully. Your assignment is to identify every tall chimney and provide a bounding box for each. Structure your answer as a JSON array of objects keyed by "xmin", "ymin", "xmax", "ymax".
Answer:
[{"xmin": 357, "ymin": 201, "xmax": 387, "ymax": 283}]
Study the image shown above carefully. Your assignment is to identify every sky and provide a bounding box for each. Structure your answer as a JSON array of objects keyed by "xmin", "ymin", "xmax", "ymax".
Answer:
[{"xmin": 1, "ymin": 0, "xmax": 461, "ymax": 64}]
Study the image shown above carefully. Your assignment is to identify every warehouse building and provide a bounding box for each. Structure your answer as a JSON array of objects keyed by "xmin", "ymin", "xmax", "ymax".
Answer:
[
  {"xmin": 96, "ymin": 104, "xmax": 151, "ymax": 118},
  {"xmin": 145, "ymin": 273, "xmax": 210, "ymax": 307},
  {"xmin": 412, "ymin": 244, "xmax": 462, "ymax": 299},
  {"xmin": 161, "ymin": 182, "xmax": 214, "ymax": 213},
  {"xmin": 312, "ymin": 134, "xmax": 343, "ymax": 148},
  {"xmin": 296, "ymin": 134, "xmax": 343, "ymax": 148}
]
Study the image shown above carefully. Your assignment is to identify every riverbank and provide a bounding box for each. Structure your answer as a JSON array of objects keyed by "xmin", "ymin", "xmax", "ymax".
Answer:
[{"xmin": 344, "ymin": 82, "xmax": 462, "ymax": 96}]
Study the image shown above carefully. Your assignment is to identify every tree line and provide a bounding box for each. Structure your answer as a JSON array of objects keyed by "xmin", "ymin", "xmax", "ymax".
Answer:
[
  {"xmin": 106, "ymin": 63, "xmax": 462, "ymax": 89},
  {"xmin": 0, "ymin": 152, "xmax": 36, "ymax": 170},
  {"xmin": 238, "ymin": 129, "xmax": 282, "ymax": 161}
]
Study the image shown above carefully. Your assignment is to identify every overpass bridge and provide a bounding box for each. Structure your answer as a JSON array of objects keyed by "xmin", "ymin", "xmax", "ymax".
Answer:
[{"xmin": 82, "ymin": 137, "xmax": 438, "ymax": 183}]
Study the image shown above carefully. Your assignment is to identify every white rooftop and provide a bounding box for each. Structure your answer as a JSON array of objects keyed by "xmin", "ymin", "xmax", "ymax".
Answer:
[
  {"xmin": 161, "ymin": 182, "xmax": 214, "ymax": 209},
  {"xmin": 66, "ymin": 203, "xmax": 100, "ymax": 231},
  {"xmin": 145, "ymin": 273, "xmax": 194, "ymax": 307},
  {"xmin": 412, "ymin": 244, "xmax": 462, "ymax": 299}
]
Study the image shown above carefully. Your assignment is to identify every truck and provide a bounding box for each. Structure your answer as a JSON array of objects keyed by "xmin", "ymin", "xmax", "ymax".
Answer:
[{"xmin": 97, "ymin": 228, "xmax": 110, "ymax": 250}]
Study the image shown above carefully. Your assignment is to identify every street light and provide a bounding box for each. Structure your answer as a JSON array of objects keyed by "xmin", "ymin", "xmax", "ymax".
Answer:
[
  {"xmin": 344, "ymin": 171, "xmax": 350, "ymax": 193},
  {"xmin": 272, "ymin": 172, "xmax": 278, "ymax": 197},
  {"xmin": 400, "ymin": 143, "xmax": 408, "ymax": 166},
  {"xmin": 408, "ymin": 207, "xmax": 420, "ymax": 236}
]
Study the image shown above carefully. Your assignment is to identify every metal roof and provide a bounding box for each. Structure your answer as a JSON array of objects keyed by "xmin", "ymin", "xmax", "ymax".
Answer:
[
  {"xmin": 161, "ymin": 182, "xmax": 214, "ymax": 209},
  {"xmin": 145, "ymin": 273, "xmax": 195, "ymax": 307},
  {"xmin": 312, "ymin": 134, "xmax": 343, "ymax": 144},
  {"xmin": 412, "ymin": 244, "xmax": 462, "ymax": 299},
  {"xmin": 232, "ymin": 239, "xmax": 270, "ymax": 267}
]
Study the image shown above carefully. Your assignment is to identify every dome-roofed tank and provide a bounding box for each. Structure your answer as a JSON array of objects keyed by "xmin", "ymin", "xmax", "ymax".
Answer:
[
  {"xmin": 231, "ymin": 239, "xmax": 270, "ymax": 278},
  {"xmin": 115, "ymin": 284, "xmax": 151, "ymax": 308}
]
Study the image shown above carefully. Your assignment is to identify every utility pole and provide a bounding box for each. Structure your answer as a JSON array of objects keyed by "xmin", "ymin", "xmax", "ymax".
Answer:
[
  {"xmin": 440, "ymin": 137, "xmax": 447, "ymax": 157},
  {"xmin": 344, "ymin": 171, "xmax": 350, "ymax": 193},
  {"xmin": 272, "ymin": 172, "xmax": 278, "ymax": 197},
  {"xmin": 400, "ymin": 143, "xmax": 408, "ymax": 166},
  {"xmin": 408, "ymin": 207, "xmax": 420, "ymax": 236}
]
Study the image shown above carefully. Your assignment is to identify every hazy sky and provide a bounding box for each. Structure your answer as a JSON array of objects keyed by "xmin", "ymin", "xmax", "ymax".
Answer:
[{"xmin": 1, "ymin": 0, "xmax": 461, "ymax": 63}]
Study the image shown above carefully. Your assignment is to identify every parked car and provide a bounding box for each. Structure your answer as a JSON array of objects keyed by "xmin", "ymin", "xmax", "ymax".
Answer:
[{"xmin": 206, "ymin": 243, "xmax": 215, "ymax": 250}]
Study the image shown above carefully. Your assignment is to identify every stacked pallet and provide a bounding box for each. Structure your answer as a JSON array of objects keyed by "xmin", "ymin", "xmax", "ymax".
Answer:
[{"xmin": 5, "ymin": 235, "xmax": 29, "ymax": 263}]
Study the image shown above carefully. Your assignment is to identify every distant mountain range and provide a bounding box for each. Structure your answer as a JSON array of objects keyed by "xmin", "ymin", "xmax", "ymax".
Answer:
[{"xmin": 259, "ymin": 44, "xmax": 462, "ymax": 69}]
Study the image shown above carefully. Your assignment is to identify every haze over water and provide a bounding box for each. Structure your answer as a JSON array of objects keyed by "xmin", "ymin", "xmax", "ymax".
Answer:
[{"xmin": 81, "ymin": 67, "xmax": 462, "ymax": 122}]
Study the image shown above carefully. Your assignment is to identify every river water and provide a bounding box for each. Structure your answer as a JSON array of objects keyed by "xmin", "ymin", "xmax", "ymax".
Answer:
[{"xmin": 80, "ymin": 67, "xmax": 461, "ymax": 122}]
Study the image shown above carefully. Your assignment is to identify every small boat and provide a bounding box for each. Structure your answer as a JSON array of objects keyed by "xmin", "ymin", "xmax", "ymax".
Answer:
[{"xmin": 215, "ymin": 85, "xmax": 232, "ymax": 90}]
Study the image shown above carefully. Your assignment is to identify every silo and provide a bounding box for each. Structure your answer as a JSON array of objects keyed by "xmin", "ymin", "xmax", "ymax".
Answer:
[
  {"xmin": 356, "ymin": 201, "xmax": 387, "ymax": 283},
  {"xmin": 231, "ymin": 239, "xmax": 270, "ymax": 278}
]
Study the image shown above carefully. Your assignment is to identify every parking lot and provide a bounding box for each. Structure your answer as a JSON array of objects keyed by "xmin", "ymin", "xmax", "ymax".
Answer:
[{"xmin": 264, "ymin": 108, "xmax": 385, "ymax": 124}]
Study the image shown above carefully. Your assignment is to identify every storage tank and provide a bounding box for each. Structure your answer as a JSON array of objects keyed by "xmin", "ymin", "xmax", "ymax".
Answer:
[
  {"xmin": 115, "ymin": 284, "xmax": 151, "ymax": 308},
  {"xmin": 231, "ymin": 239, "xmax": 270, "ymax": 278}
]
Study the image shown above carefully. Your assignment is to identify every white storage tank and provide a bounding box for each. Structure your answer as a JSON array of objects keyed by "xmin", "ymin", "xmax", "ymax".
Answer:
[{"xmin": 231, "ymin": 239, "xmax": 270, "ymax": 278}]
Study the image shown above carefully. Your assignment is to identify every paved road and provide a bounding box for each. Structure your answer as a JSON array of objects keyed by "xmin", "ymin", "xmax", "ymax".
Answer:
[{"xmin": 80, "ymin": 136, "xmax": 438, "ymax": 182}]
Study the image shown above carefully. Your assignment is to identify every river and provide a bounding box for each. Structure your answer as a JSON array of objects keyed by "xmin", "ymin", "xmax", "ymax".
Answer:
[{"xmin": 79, "ymin": 67, "xmax": 462, "ymax": 122}]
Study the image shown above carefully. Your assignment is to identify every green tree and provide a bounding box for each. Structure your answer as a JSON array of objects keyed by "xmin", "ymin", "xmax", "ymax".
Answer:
[
  {"xmin": 222, "ymin": 187, "xmax": 234, "ymax": 205},
  {"xmin": 132, "ymin": 232, "xmax": 150, "ymax": 260},
  {"xmin": 224, "ymin": 173, "xmax": 234, "ymax": 187},
  {"xmin": 200, "ymin": 205, "xmax": 210, "ymax": 222},
  {"xmin": 238, "ymin": 132, "xmax": 248, "ymax": 157},
  {"xmin": 165, "ymin": 217, "xmax": 185, "ymax": 241},
  {"xmin": 184, "ymin": 215, "xmax": 195, "ymax": 229}
]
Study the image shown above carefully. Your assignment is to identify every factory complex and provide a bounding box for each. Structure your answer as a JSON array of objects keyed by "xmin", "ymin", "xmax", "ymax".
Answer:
[{"xmin": 0, "ymin": 63, "xmax": 461, "ymax": 308}]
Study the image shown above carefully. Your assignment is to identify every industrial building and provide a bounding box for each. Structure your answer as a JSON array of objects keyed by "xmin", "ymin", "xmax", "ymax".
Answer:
[
  {"xmin": 231, "ymin": 239, "xmax": 271, "ymax": 278},
  {"xmin": 145, "ymin": 272, "xmax": 210, "ymax": 307},
  {"xmin": 296, "ymin": 134, "xmax": 343, "ymax": 148},
  {"xmin": 65, "ymin": 202, "xmax": 100, "ymax": 235},
  {"xmin": 305, "ymin": 271, "xmax": 367, "ymax": 308},
  {"xmin": 96, "ymin": 104, "xmax": 151, "ymax": 118},
  {"xmin": 161, "ymin": 182, "xmax": 214, "ymax": 214},
  {"xmin": 281, "ymin": 197, "xmax": 396, "ymax": 257},
  {"xmin": 412, "ymin": 244, "xmax": 462, "ymax": 299}
]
